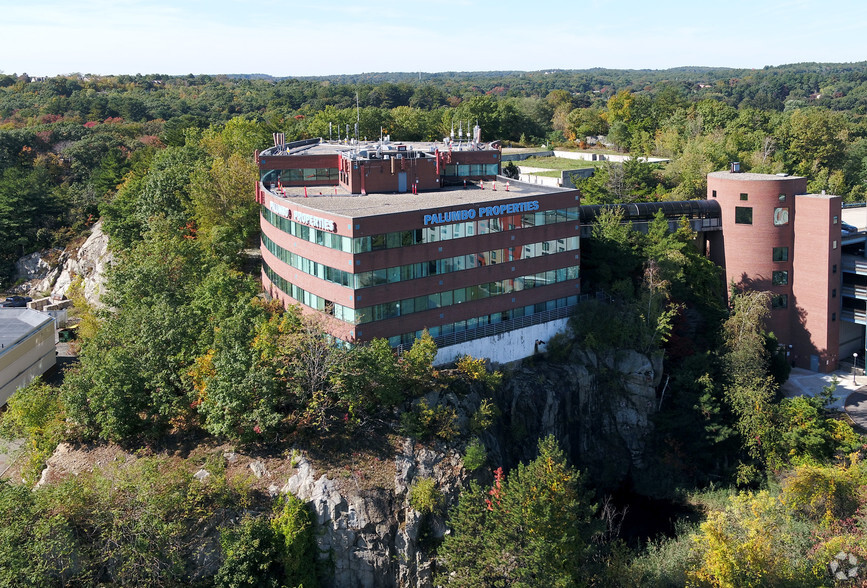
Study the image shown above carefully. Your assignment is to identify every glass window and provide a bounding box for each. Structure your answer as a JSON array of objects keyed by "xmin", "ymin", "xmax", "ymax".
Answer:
[
  {"xmin": 740, "ymin": 193, "xmax": 748, "ymax": 201},
  {"xmin": 773, "ymin": 208, "xmax": 789, "ymax": 226},
  {"xmin": 773, "ymin": 247, "xmax": 788, "ymax": 262},
  {"xmin": 772, "ymin": 270, "xmax": 788, "ymax": 285},
  {"xmin": 772, "ymin": 294, "xmax": 788, "ymax": 309},
  {"xmin": 735, "ymin": 207, "xmax": 753, "ymax": 224},
  {"xmin": 779, "ymin": 193, "xmax": 786, "ymax": 202},
  {"xmin": 354, "ymin": 236, "xmax": 371, "ymax": 253}
]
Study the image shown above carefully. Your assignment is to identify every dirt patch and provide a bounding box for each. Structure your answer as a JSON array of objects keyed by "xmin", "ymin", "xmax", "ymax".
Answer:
[
  {"xmin": 36, "ymin": 442, "xmax": 132, "ymax": 487},
  {"xmin": 26, "ymin": 424, "xmax": 407, "ymax": 497}
]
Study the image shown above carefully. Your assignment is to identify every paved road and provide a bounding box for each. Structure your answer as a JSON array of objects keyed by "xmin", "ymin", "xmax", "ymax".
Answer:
[
  {"xmin": 782, "ymin": 367, "xmax": 867, "ymax": 428},
  {"xmin": 845, "ymin": 391, "xmax": 867, "ymax": 429}
]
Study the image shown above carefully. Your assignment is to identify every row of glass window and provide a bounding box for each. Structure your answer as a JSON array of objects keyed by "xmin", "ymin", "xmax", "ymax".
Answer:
[
  {"xmin": 386, "ymin": 295, "xmax": 579, "ymax": 347},
  {"xmin": 262, "ymin": 232, "xmax": 580, "ymax": 290},
  {"xmin": 263, "ymin": 208, "xmax": 353, "ymax": 252},
  {"xmin": 264, "ymin": 262, "xmax": 579, "ymax": 326},
  {"xmin": 264, "ymin": 265, "xmax": 355, "ymax": 321},
  {"xmin": 261, "ymin": 168, "xmax": 340, "ymax": 185},
  {"xmin": 442, "ymin": 163, "xmax": 499, "ymax": 177},
  {"xmin": 734, "ymin": 206, "xmax": 789, "ymax": 226},
  {"xmin": 353, "ymin": 265, "xmax": 579, "ymax": 324},
  {"xmin": 260, "ymin": 163, "xmax": 497, "ymax": 186},
  {"xmin": 262, "ymin": 206, "xmax": 580, "ymax": 255}
]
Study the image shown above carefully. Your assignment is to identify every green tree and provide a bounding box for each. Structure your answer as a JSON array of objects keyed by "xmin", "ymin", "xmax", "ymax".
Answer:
[
  {"xmin": 437, "ymin": 436, "xmax": 600, "ymax": 587},
  {"xmin": 399, "ymin": 330, "xmax": 438, "ymax": 396},
  {"xmin": 335, "ymin": 338, "xmax": 402, "ymax": 409},
  {"xmin": 194, "ymin": 306, "xmax": 282, "ymax": 442},
  {"xmin": 0, "ymin": 166, "xmax": 59, "ymax": 261},
  {"xmin": 721, "ymin": 289, "xmax": 782, "ymax": 480},
  {"xmin": 782, "ymin": 107, "xmax": 849, "ymax": 177},
  {"xmin": 580, "ymin": 205, "xmax": 642, "ymax": 290},
  {"xmin": 190, "ymin": 151, "xmax": 260, "ymax": 258}
]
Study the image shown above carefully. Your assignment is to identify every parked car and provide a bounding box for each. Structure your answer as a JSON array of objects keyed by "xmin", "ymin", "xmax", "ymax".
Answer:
[
  {"xmin": 0, "ymin": 296, "xmax": 33, "ymax": 308},
  {"xmin": 842, "ymin": 222, "xmax": 858, "ymax": 235}
]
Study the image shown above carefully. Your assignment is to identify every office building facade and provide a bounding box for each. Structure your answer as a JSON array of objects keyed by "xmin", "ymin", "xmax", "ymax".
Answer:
[{"xmin": 257, "ymin": 138, "xmax": 581, "ymax": 363}]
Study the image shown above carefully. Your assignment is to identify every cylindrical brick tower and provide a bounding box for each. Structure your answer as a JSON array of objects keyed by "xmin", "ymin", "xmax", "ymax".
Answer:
[{"xmin": 707, "ymin": 169, "xmax": 841, "ymax": 372}]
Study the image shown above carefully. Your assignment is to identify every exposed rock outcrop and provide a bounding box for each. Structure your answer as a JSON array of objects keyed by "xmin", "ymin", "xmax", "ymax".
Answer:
[
  {"xmin": 30, "ymin": 334, "xmax": 663, "ymax": 587},
  {"xmin": 281, "ymin": 442, "xmax": 463, "ymax": 588},
  {"xmin": 490, "ymin": 348, "xmax": 662, "ymax": 492},
  {"xmin": 12, "ymin": 220, "xmax": 111, "ymax": 307},
  {"xmin": 276, "ymin": 347, "xmax": 662, "ymax": 587}
]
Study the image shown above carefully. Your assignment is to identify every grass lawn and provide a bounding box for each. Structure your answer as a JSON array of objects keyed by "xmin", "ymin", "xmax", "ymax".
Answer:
[{"xmin": 519, "ymin": 156, "xmax": 600, "ymax": 170}]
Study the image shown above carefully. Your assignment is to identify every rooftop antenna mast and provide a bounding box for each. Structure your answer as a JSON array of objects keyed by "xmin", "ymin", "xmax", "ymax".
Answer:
[{"xmin": 355, "ymin": 91, "xmax": 360, "ymax": 140}]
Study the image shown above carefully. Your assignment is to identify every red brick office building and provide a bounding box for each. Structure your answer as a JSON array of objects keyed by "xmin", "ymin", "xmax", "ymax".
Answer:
[{"xmin": 256, "ymin": 138, "xmax": 581, "ymax": 361}]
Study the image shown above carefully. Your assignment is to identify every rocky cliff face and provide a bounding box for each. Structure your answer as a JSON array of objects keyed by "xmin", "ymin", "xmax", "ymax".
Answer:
[
  {"xmin": 276, "ymin": 347, "xmax": 662, "ymax": 587},
  {"xmin": 282, "ymin": 440, "xmax": 464, "ymax": 588},
  {"xmin": 490, "ymin": 348, "xmax": 663, "ymax": 492},
  {"xmin": 12, "ymin": 220, "xmax": 111, "ymax": 307}
]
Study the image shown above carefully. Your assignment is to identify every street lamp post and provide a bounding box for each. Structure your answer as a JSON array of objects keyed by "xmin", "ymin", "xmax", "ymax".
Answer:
[{"xmin": 855, "ymin": 353, "xmax": 859, "ymax": 386}]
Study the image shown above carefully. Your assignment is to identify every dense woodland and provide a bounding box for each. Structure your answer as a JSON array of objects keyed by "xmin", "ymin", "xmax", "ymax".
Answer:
[{"xmin": 2, "ymin": 64, "xmax": 867, "ymax": 586}]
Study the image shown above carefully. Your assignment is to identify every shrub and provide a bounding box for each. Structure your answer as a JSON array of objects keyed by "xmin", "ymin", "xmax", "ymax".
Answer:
[
  {"xmin": 271, "ymin": 494, "xmax": 319, "ymax": 587},
  {"xmin": 456, "ymin": 355, "xmax": 502, "ymax": 390},
  {"xmin": 0, "ymin": 377, "xmax": 66, "ymax": 483},
  {"xmin": 469, "ymin": 398, "xmax": 499, "ymax": 433},
  {"xmin": 399, "ymin": 399, "xmax": 458, "ymax": 441},
  {"xmin": 686, "ymin": 490, "xmax": 821, "ymax": 586},
  {"xmin": 410, "ymin": 478, "xmax": 443, "ymax": 515},
  {"xmin": 216, "ymin": 516, "xmax": 283, "ymax": 588},
  {"xmin": 781, "ymin": 463, "xmax": 861, "ymax": 526},
  {"xmin": 463, "ymin": 438, "xmax": 487, "ymax": 471},
  {"xmin": 545, "ymin": 331, "xmax": 573, "ymax": 362}
]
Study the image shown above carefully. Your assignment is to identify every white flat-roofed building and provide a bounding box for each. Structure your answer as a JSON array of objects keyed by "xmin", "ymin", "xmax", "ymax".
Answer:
[{"xmin": 0, "ymin": 308, "xmax": 56, "ymax": 406}]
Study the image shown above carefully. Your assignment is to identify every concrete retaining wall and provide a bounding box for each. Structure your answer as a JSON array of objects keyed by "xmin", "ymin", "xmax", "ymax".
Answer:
[
  {"xmin": 501, "ymin": 151, "xmax": 553, "ymax": 161},
  {"xmin": 517, "ymin": 173, "xmax": 561, "ymax": 188},
  {"xmin": 434, "ymin": 318, "xmax": 570, "ymax": 365},
  {"xmin": 553, "ymin": 150, "xmax": 669, "ymax": 164}
]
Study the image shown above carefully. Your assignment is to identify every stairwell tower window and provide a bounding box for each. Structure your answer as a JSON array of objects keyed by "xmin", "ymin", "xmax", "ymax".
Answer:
[{"xmin": 735, "ymin": 207, "xmax": 753, "ymax": 224}]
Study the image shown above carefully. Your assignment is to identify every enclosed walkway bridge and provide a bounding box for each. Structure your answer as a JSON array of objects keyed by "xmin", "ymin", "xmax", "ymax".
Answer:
[{"xmin": 579, "ymin": 200, "xmax": 722, "ymax": 238}]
